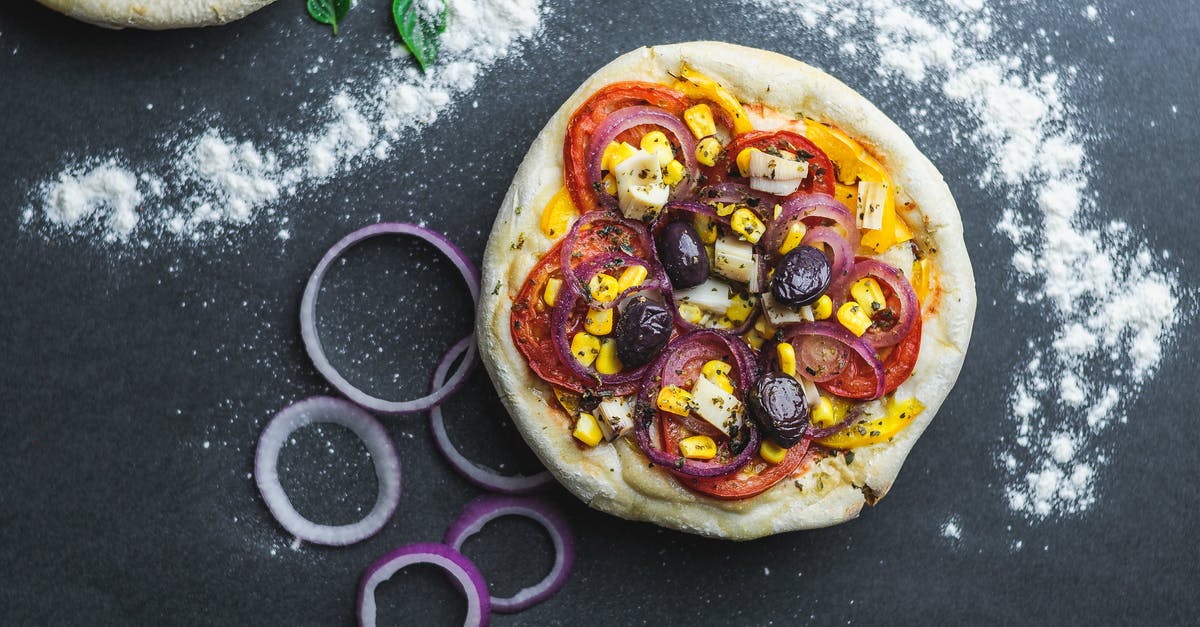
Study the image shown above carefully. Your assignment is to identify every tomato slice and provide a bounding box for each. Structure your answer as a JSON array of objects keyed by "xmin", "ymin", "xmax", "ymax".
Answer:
[
  {"xmin": 704, "ymin": 130, "xmax": 836, "ymax": 196},
  {"xmin": 563, "ymin": 82, "xmax": 690, "ymax": 215},
  {"xmin": 821, "ymin": 313, "xmax": 922, "ymax": 400}
]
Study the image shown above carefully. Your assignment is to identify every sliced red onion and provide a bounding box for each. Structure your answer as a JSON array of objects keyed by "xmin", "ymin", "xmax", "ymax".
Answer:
[
  {"xmin": 444, "ymin": 495, "xmax": 576, "ymax": 614},
  {"xmin": 255, "ymin": 396, "xmax": 401, "ymax": 546},
  {"xmin": 559, "ymin": 213, "xmax": 655, "ymax": 297},
  {"xmin": 300, "ymin": 223, "xmax": 479, "ymax": 415},
  {"xmin": 357, "ymin": 542, "xmax": 490, "ymax": 627},
  {"xmin": 780, "ymin": 322, "xmax": 885, "ymax": 399},
  {"xmin": 430, "ymin": 337, "xmax": 552, "ymax": 494},
  {"xmin": 586, "ymin": 106, "xmax": 699, "ymax": 207},
  {"xmin": 763, "ymin": 193, "xmax": 860, "ymax": 256},
  {"xmin": 634, "ymin": 330, "xmax": 761, "ymax": 477},
  {"xmin": 831, "ymin": 258, "xmax": 919, "ymax": 349},
  {"xmin": 800, "ymin": 226, "xmax": 855, "ymax": 283}
]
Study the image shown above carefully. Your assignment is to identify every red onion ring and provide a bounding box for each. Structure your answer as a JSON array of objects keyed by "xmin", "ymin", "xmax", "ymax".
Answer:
[
  {"xmin": 444, "ymin": 495, "xmax": 576, "ymax": 614},
  {"xmin": 831, "ymin": 258, "xmax": 919, "ymax": 349},
  {"xmin": 807, "ymin": 406, "xmax": 866, "ymax": 440},
  {"xmin": 634, "ymin": 330, "xmax": 761, "ymax": 477},
  {"xmin": 300, "ymin": 223, "xmax": 480, "ymax": 415},
  {"xmin": 558, "ymin": 212, "xmax": 656, "ymax": 297},
  {"xmin": 586, "ymin": 105, "xmax": 699, "ymax": 207},
  {"xmin": 255, "ymin": 396, "xmax": 401, "ymax": 546},
  {"xmin": 763, "ymin": 193, "xmax": 860, "ymax": 256},
  {"xmin": 357, "ymin": 542, "xmax": 490, "ymax": 627},
  {"xmin": 780, "ymin": 322, "xmax": 886, "ymax": 400},
  {"xmin": 800, "ymin": 226, "xmax": 855, "ymax": 283},
  {"xmin": 430, "ymin": 337, "xmax": 553, "ymax": 494}
]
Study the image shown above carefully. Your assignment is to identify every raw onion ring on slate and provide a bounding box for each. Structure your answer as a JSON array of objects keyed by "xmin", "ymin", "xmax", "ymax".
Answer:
[
  {"xmin": 300, "ymin": 222, "xmax": 480, "ymax": 414},
  {"xmin": 357, "ymin": 542, "xmax": 490, "ymax": 627},
  {"xmin": 255, "ymin": 396, "xmax": 401, "ymax": 546},
  {"xmin": 444, "ymin": 495, "xmax": 576, "ymax": 614},
  {"xmin": 430, "ymin": 337, "xmax": 553, "ymax": 494},
  {"xmin": 587, "ymin": 105, "xmax": 700, "ymax": 207}
]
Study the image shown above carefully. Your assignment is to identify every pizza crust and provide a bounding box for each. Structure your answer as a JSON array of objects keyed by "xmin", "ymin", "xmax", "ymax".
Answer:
[
  {"xmin": 477, "ymin": 42, "xmax": 976, "ymax": 540},
  {"xmin": 37, "ymin": 0, "xmax": 277, "ymax": 29}
]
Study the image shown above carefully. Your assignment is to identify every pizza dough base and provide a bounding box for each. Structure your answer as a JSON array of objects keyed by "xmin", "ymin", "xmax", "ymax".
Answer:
[
  {"xmin": 477, "ymin": 42, "xmax": 976, "ymax": 540},
  {"xmin": 37, "ymin": 0, "xmax": 277, "ymax": 29}
]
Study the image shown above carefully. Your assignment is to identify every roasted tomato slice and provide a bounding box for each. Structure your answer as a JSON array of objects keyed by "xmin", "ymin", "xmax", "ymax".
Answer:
[
  {"xmin": 821, "ymin": 313, "xmax": 922, "ymax": 400},
  {"xmin": 563, "ymin": 81, "xmax": 690, "ymax": 215},
  {"xmin": 704, "ymin": 130, "xmax": 836, "ymax": 196}
]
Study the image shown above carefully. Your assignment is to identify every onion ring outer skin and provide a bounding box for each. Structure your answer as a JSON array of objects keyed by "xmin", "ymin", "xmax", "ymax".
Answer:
[
  {"xmin": 255, "ymin": 396, "xmax": 402, "ymax": 546},
  {"xmin": 444, "ymin": 495, "xmax": 576, "ymax": 614},
  {"xmin": 431, "ymin": 337, "xmax": 553, "ymax": 494},
  {"xmin": 300, "ymin": 222, "xmax": 480, "ymax": 415},
  {"xmin": 357, "ymin": 542, "xmax": 491, "ymax": 627}
]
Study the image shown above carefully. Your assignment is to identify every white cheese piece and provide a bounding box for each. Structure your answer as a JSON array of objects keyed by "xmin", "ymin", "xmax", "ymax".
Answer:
[
  {"xmin": 856, "ymin": 180, "xmax": 888, "ymax": 230},
  {"xmin": 596, "ymin": 395, "xmax": 635, "ymax": 441},
  {"xmin": 750, "ymin": 176, "xmax": 803, "ymax": 196},
  {"xmin": 690, "ymin": 375, "xmax": 744, "ymax": 433},
  {"xmin": 613, "ymin": 150, "xmax": 668, "ymax": 222},
  {"xmin": 748, "ymin": 149, "xmax": 808, "ymax": 180},
  {"xmin": 797, "ymin": 375, "xmax": 821, "ymax": 406},
  {"xmin": 761, "ymin": 291, "xmax": 815, "ymax": 326},
  {"xmin": 674, "ymin": 277, "xmax": 736, "ymax": 314},
  {"xmin": 712, "ymin": 234, "xmax": 756, "ymax": 284}
]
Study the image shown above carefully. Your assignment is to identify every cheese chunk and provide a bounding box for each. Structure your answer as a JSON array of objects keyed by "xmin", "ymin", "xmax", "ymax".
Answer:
[
  {"xmin": 856, "ymin": 180, "xmax": 888, "ymax": 230},
  {"xmin": 596, "ymin": 395, "xmax": 635, "ymax": 441},
  {"xmin": 748, "ymin": 149, "xmax": 808, "ymax": 180},
  {"xmin": 613, "ymin": 150, "xmax": 669, "ymax": 222},
  {"xmin": 712, "ymin": 234, "xmax": 756, "ymax": 284},
  {"xmin": 691, "ymin": 374, "xmax": 744, "ymax": 433},
  {"xmin": 761, "ymin": 291, "xmax": 815, "ymax": 326},
  {"xmin": 674, "ymin": 277, "xmax": 738, "ymax": 314},
  {"xmin": 750, "ymin": 176, "xmax": 803, "ymax": 196}
]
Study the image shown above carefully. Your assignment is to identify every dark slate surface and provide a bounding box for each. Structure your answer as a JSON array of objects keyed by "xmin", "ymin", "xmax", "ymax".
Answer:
[{"xmin": 1, "ymin": 1, "xmax": 1197, "ymax": 625}]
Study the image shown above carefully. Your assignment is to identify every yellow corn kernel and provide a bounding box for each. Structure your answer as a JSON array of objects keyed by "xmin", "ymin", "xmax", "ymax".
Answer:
[
  {"xmin": 640, "ymin": 130, "xmax": 672, "ymax": 154},
  {"xmin": 694, "ymin": 215, "xmax": 717, "ymax": 244},
  {"xmin": 701, "ymin": 360, "xmax": 735, "ymax": 394},
  {"xmin": 696, "ymin": 137, "xmax": 722, "ymax": 167},
  {"xmin": 584, "ymin": 307, "xmax": 613, "ymax": 335},
  {"xmin": 837, "ymin": 302, "xmax": 873, "ymax": 337},
  {"xmin": 754, "ymin": 316, "xmax": 776, "ymax": 337},
  {"xmin": 595, "ymin": 339, "xmax": 623, "ymax": 375},
  {"xmin": 726, "ymin": 294, "xmax": 754, "ymax": 324},
  {"xmin": 736, "ymin": 148, "xmax": 757, "ymax": 177},
  {"xmin": 851, "ymin": 277, "xmax": 886, "ymax": 313},
  {"xmin": 779, "ymin": 221, "xmax": 808, "ymax": 254},
  {"xmin": 679, "ymin": 435, "xmax": 717, "ymax": 460},
  {"xmin": 811, "ymin": 396, "xmax": 835, "ymax": 428},
  {"xmin": 760, "ymin": 440, "xmax": 788, "ymax": 464},
  {"xmin": 601, "ymin": 173, "xmax": 617, "ymax": 195},
  {"xmin": 616, "ymin": 265, "xmax": 648, "ymax": 292},
  {"xmin": 777, "ymin": 342, "xmax": 797, "ymax": 377},
  {"xmin": 683, "ymin": 103, "xmax": 718, "ymax": 138},
  {"xmin": 570, "ymin": 332, "xmax": 601, "ymax": 367},
  {"xmin": 573, "ymin": 412, "xmax": 603, "ymax": 447},
  {"xmin": 912, "ymin": 259, "xmax": 931, "ymax": 304},
  {"xmin": 812, "ymin": 294, "xmax": 834, "ymax": 320},
  {"xmin": 588, "ymin": 273, "xmax": 620, "ymax": 303},
  {"xmin": 678, "ymin": 303, "xmax": 704, "ymax": 324},
  {"xmin": 542, "ymin": 277, "xmax": 563, "ymax": 307},
  {"xmin": 714, "ymin": 202, "xmax": 737, "ymax": 217},
  {"xmin": 602, "ymin": 141, "xmax": 638, "ymax": 171},
  {"xmin": 539, "ymin": 186, "xmax": 578, "ymax": 238},
  {"xmin": 774, "ymin": 204, "xmax": 783, "ymax": 220},
  {"xmin": 663, "ymin": 159, "xmax": 685, "ymax": 186},
  {"xmin": 744, "ymin": 329, "xmax": 766, "ymax": 350},
  {"xmin": 656, "ymin": 385, "xmax": 694, "ymax": 417},
  {"xmin": 730, "ymin": 208, "xmax": 766, "ymax": 244}
]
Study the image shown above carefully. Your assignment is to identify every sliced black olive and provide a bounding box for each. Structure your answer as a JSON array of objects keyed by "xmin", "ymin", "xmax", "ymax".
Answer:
[
  {"xmin": 771, "ymin": 246, "xmax": 832, "ymax": 307},
  {"xmin": 614, "ymin": 296, "xmax": 673, "ymax": 367},
  {"xmin": 748, "ymin": 371, "xmax": 810, "ymax": 447},
  {"xmin": 656, "ymin": 221, "xmax": 709, "ymax": 289}
]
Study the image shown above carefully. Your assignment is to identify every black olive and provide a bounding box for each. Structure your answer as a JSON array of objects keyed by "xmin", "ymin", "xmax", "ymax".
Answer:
[
  {"xmin": 748, "ymin": 372, "xmax": 810, "ymax": 447},
  {"xmin": 614, "ymin": 296, "xmax": 673, "ymax": 367},
  {"xmin": 771, "ymin": 246, "xmax": 832, "ymax": 307},
  {"xmin": 656, "ymin": 221, "xmax": 709, "ymax": 288}
]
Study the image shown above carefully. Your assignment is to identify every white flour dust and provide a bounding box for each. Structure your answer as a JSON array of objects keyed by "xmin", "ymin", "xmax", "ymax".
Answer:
[
  {"xmin": 749, "ymin": 0, "xmax": 1185, "ymax": 519},
  {"xmin": 28, "ymin": 0, "xmax": 545, "ymax": 243}
]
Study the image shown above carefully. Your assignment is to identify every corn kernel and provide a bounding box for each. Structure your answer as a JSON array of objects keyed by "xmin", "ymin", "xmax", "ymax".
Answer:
[
  {"xmin": 678, "ymin": 303, "xmax": 704, "ymax": 324},
  {"xmin": 584, "ymin": 307, "xmax": 613, "ymax": 335},
  {"xmin": 730, "ymin": 208, "xmax": 766, "ymax": 244},
  {"xmin": 744, "ymin": 330, "xmax": 766, "ymax": 350},
  {"xmin": 602, "ymin": 173, "xmax": 617, "ymax": 195},
  {"xmin": 573, "ymin": 412, "xmax": 603, "ymax": 447},
  {"xmin": 812, "ymin": 294, "xmax": 833, "ymax": 320},
  {"xmin": 736, "ymin": 148, "xmax": 757, "ymax": 177},
  {"xmin": 774, "ymin": 204, "xmax": 783, "ymax": 220},
  {"xmin": 777, "ymin": 342, "xmax": 797, "ymax": 377},
  {"xmin": 726, "ymin": 294, "xmax": 754, "ymax": 324},
  {"xmin": 696, "ymin": 137, "xmax": 722, "ymax": 167},
  {"xmin": 595, "ymin": 339, "xmax": 623, "ymax": 375},
  {"xmin": 539, "ymin": 187, "xmax": 578, "ymax": 238},
  {"xmin": 912, "ymin": 259, "xmax": 931, "ymax": 304},
  {"xmin": 851, "ymin": 277, "xmax": 886, "ymax": 313},
  {"xmin": 656, "ymin": 385, "xmax": 694, "ymax": 416},
  {"xmin": 663, "ymin": 159, "xmax": 685, "ymax": 186},
  {"xmin": 617, "ymin": 265, "xmax": 648, "ymax": 292},
  {"xmin": 811, "ymin": 396, "xmax": 835, "ymax": 428},
  {"xmin": 683, "ymin": 103, "xmax": 717, "ymax": 138},
  {"xmin": 679, "ymin": 435, "xmax": 717, "ymax": 460},
  {"xmin": 837, "ymin": 302, "xmax": 873, "ymax": 336},
  {"xmin": 701, "ymin": 360, "xmax": 735, "ymax": 394},
  {"xmin": 602, "ymin": 141, "xmax": 638, "ymax": 171},
  {"xmin": 754, "ymin": 316, "xmax": 776, "ymax": 337},
  {"xmin": 588, "ymin": 273, "xmax": 620, "ymax": 303},
  {"xmin": 693, "ymin": 215, "xmax": 717, "ymax": 244},
  {"xmin": 542, "ymin": 277, "xmax": 563, "ymax": 307},
  {"xmin": 760, "ymin": 440, "xmax": 788, "ymax": 464},
  {"xmin": 779, "ymin": 221, "xmax": 807, "ymax": 254},
  {"xmin": 714, "ymin": 202, "xmax": 737, "ymax": 217},
  {"xmin": 570, "ymin": 332, "xmax": 601, "ymax": 367},
  {"xmin": 639, "ymin": 131, "xmax": 674, "ymax": 167}
]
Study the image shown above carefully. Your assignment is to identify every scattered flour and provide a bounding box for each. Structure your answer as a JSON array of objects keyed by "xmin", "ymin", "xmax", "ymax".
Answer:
[{"xmin": 940, "ymin": 516, "xmax": 963, "ymax": 541}]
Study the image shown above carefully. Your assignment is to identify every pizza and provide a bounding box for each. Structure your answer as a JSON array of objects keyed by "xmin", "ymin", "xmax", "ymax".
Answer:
[
  {"xmin": 36, "ymin": 0, "xmax": 277, "ymax": 29},
  {"xmin": 477, "ymin": 42, "xmax": 976, "ymax": 540}
]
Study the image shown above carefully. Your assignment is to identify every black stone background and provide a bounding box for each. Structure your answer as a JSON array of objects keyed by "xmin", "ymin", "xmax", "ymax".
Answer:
[{"xmin": 1, "ymin": 0, "xmax": 1197, "ymax": 625}]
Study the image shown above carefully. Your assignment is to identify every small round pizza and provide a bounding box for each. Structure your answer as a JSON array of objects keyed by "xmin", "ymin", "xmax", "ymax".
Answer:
[
  {"xmin": 37, "ymin": 0, "xmax": 277, "ymax": 29},
  {"xmin": 477, "ymin": 42, "xmax": 976, "ymax": 540}
]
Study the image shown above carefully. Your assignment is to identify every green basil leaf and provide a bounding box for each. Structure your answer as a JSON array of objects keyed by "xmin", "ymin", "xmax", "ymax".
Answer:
[
  {"xmin": 393, "ymin": 0, "xmax": 448, "ymax": 71},
  {"xmin": 307, "ymin": 0, "xmax": 351, "ymax": 35}
]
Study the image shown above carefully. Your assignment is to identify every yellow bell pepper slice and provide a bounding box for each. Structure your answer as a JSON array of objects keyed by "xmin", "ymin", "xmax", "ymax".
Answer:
[
  {"xmin": 539, "ymin": 186, "xmax": 578, "ymax": 238},
  {"xmin": 674, "ymin": 67, "xmax": 754, "ymax": 135},
  {"xmin": 815, "ymin": 397, "xmax": 925, "ymax": 450}
]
